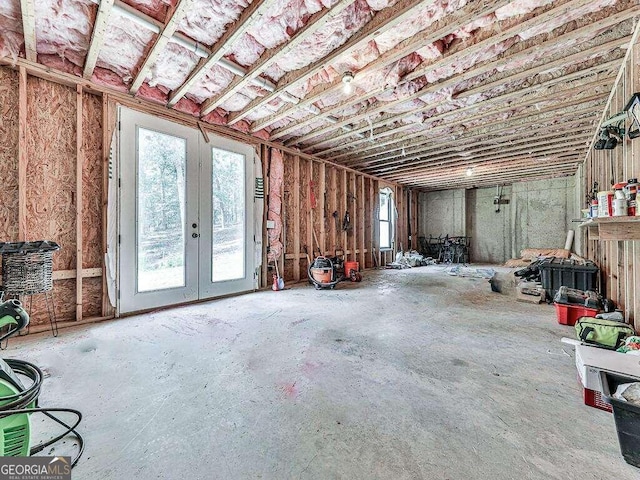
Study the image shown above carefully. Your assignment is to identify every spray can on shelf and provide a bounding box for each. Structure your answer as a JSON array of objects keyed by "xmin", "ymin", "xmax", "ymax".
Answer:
[
  {"xmin": 590, "ymin": 199, "xmax": 599, "ymax": 218},
  {"xmin": 625, "ymin": 178, "xmax": 638, "ymax": 216}
]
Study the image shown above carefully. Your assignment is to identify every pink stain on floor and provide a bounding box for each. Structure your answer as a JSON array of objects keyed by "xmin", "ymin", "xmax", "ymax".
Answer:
[{"xmin": 278, "ymin": 381, "xmax": 299, "ymax": 399}]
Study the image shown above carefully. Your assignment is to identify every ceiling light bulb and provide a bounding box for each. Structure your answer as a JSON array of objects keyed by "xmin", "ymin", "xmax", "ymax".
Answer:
[
  {"xmin": 342, "ymin": 72, "xmax": 354, "ymax": 94},
  {"xmin": 466, "ymin": 167, "xmax": 473, "ymax": 177}
]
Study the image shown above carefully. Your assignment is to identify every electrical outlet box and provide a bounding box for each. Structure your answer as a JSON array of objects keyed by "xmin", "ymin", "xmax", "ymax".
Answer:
[{"xmin": 266, "ymin": 220, "xmax": 275, "ymax": 229}]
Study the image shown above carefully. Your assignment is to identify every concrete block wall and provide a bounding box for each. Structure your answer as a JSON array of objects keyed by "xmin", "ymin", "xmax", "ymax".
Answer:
[{"xmin": 418, "ymin": 176, "xmax": 576, "ymax": 264}]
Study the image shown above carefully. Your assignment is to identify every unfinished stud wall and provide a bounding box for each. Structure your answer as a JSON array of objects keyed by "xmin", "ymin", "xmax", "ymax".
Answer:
[
  {"xmin": 418, "ymin": 177, "xmax": 576, "ymax": 264},
  {"xmin": 582, "ymin": 35, "xmax": 640, "ymax": 328},
  {"xmin": 0, "ymin": 66, "xmax": 104, "ymax": 325},
  {"xmin": 265, "ymin": 147, "xmax": 418, "ymax": 283},
  {"xmin": 2, "ymin": 64, "xmax": 420, "ymax": 321}
]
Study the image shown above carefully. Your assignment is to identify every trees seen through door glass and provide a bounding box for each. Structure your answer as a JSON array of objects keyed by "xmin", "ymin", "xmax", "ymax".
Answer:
[
  {"xmin": 136, "ymin": 128, "xmax": 187, "ymax": 292},
  {"xmin": 211, "ymin": 148, "xmax": 245, "ymax": 282}
]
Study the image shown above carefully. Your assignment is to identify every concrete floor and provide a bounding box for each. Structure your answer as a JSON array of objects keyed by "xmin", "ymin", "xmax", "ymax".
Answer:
[{"xmin": 7, "ymin": 266, "xmax": 637, "ymax": 479}]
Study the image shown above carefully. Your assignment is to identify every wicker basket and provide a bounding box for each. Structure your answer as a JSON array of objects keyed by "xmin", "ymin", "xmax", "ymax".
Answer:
[{"xmin": 2, "ymin": 251, "xmax": 55, "ymax": 295}]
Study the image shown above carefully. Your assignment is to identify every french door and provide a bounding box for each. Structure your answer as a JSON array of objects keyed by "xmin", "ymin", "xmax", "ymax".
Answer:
[{"xmin": 119, "ymin": 108, "xmax": 254, "ymax": 314}]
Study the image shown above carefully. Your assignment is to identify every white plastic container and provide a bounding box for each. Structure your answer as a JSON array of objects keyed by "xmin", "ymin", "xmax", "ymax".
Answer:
[{"xmin": 597, "ymin": 191, "xmax": 613, "ymax": 217}]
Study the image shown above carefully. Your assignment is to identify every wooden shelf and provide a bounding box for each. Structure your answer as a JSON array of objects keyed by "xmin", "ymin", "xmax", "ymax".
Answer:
[{"xmin": 579, "ymin": 216, "xmax": 640, "ymax": 241}]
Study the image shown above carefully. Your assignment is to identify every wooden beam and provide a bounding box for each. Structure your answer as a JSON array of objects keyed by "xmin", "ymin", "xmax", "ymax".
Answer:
[
  {"xmin": 340, "ymin": 103, "xmax": 602, "ymax": 166},
  {"xmin": 293, "ymin": 155, "xmax": 300, "ymax": 282},
  {"xmin": 255, "ymin": 0, "xmax": 611, "ymax": 134},
  {"xmin": 201, "ymin": 0, "xmax": 353, "ymax": 116},
  {"xmin": 411, "ymin": 168, "xmax": 579, "ymax": 190},
  {"xmin": 369, "ymin": 133, "xmax": 593, "ymax": 177},
  {"xmin": 18, "ymin": 66, "xmax": 27, "ymax": 240},
  {"xmin": 284, "ymin": 35, "xmax": 629, "ymax": 145},
  {"xmin": 322, "ymin": 84, "xmax": 599, "ymax": 160},
  {"xmin": 329, "ymin": 168, "xmax": 337, "ymax": 254},
  {"xmin": 20, "ymin": 0, "xmax": 36, "ymax": 62},
  {"xmin": 341, "ymin": 169, "xmax": 347, "ymax": 254},
  {"xmin": 308, "ymin": 159, "xmax": 314, "ymax": 264},
  {"xmin": 358, "ymin": 175, "xmax": 365, "ymax": 268},
  {"xmin": 53, "ymin": 268, "xmax": 103, "ymax": 281},
  {"xmin": 168, "ymin": 0, "xmax": 277, "ymax": 107},
  {"xmin": 0, "ymin": 55, "xmax": 402, "ymax": 188},
  {"xmin": 356, "ymin": 123, "xmax": 596, "ymax": 172},
  {"xmin": 305, "ymin": 62, "xmax": 617, "ymax": 153},
  {"xmin": 230, "ymin": 0, "xmax": 430, "ymax": 125},
  {"xmin": 318, "ymin": 162, "xmax": 326, "ymax": 255},
  {"xmin": 402, "ymin": 158, "xmax": 580, "ymax": 183},
  {"xmin": 130, "ymin": 0, "xmax": 191, "ymax": 94},
  {"xmin": 83, "ymin": 0, "xmax": 115, "ymax": 79},
  {"xmin": 250, "ymin": 0, "xmax": 513, "ymax": 132},
  {"xmin": 76, "ymin": 85, "xmax": 84, "ymax": 322},
  {"xmin": 382, "ymin": 147, "xmax": 586, "ymax": 179},
  {"xmin": 351, "ymin": 114, "xmax": 596, "ymax": 166},
  {"xmin": 101, "ymin": 95, "xmax": 115, "ymax": 317}
]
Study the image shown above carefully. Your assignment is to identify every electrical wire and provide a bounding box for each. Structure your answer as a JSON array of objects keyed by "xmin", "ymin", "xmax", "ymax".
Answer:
[{"xmin": 0, "ymin": 359, "xmax": 84, "ymax": 467}]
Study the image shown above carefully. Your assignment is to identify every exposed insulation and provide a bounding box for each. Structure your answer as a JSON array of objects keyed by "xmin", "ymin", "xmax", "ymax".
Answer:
[
  {"xmin": 267, "ymin": 149, "xmax": 284, "ymax": 262},
  {"xmin": 82, "ymin": 92, "xmax": 103, "ymax": 269},
  {"xmin": 96, "ymin": 13, "xmax": 155, "ymax": 84},
  {"xmin": 0, "ymin": 67, "xmax": 19, "ymax": 242},
  {"xmin": 147, "ymin": 42, "xmax": 199, "ymax": 90},
  {"xmin": 0, "ymin": 0, "xmax": 23, "ymax": 60},
  {"xmin": 26, "ymin": 77, "xmax": 77, "ymax": 271},
  {"xmin": 35, "ymin": 0, "xmax": 96, "ymax": 68},
  {"xmin": 177, "ymin": 0, "xmax": 249, "ymax": 47}
]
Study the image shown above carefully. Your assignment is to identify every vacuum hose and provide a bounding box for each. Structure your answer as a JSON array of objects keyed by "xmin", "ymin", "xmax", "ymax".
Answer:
[{"xmin": 0, "ymin": 359, "xmax": 84, "ymax": 467}]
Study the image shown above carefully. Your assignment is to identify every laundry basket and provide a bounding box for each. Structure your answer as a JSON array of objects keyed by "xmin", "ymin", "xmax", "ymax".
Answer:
[{"xmin": 0, "ymin": 241, "xmax": 60, "ymax": 295}]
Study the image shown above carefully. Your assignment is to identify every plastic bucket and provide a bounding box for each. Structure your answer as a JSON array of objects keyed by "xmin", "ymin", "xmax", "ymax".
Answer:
[{"xmin": 344, "ymin": 261, "xmax": 359, "ymax": 277}]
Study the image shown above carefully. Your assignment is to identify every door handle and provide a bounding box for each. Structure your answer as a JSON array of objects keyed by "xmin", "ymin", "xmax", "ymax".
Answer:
[{"xmin": 192, "ymin": 233, "xmax": 200, "ymax": 238}]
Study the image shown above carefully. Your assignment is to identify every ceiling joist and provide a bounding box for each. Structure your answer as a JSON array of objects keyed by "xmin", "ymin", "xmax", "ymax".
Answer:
[
  {"xmin": 312, "ymin": 66, "xmax": 616, "ymax": 158},
  {"xmin": 249, "ymin": 0, "xmax": 514, "ymax": 132},
  {"xmin": 271, "ymin": 7, "xmax": 637, "ymax": 143},
  {"xmin": 331, "ymin": 98, "xmax": 605, "ymax": 163},
  {"xmin": 19, "ymin": 0, "xmax": 36, "ymax": 62},
  {"xmin": 200, "ymin": 0, "xmax": 354, "ymax": 116},
  {"xmin": 227, "ymin": 0, "xmax": 431, "ymax": 125},
  {"xmin": 83, "ymin": 0, "xmax": 115, "ymax": 79},
  {"xmin": 129, "ymin": 0, "xmax": 192, "ymax": 94},
  {"xmin": 167, "ymin": 0, "xmax": 277, "ymax": 107}
]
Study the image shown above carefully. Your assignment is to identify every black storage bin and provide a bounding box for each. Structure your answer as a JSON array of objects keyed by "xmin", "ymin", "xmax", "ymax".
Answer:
[
  {"xmin": 539, "ymin": 257, "xmax": 599, "ymax": 300},
  {"xmin": 601, "ymin": 371, "xmax": 640, "ymax": 468},
  {"xmin": 553, "ymin": 286, "xmax": 602, "ymax": 310}
]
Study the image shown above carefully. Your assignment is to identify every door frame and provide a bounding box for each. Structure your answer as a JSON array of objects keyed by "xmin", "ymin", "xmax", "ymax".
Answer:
[{"xmin": 117, "ymin": 107, "xmax": 256, "ymax": 314}]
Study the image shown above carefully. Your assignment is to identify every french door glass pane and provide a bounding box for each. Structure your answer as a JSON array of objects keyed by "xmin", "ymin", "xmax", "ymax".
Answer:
[
  {"xmin": 211, "ymin": 148, "xmax": 245, "ymax": 282},
  {"xmin": 137, "ymin": 128, "xmax": 187, "ymax": 292},
  {"xmin": 380, "ymin": 193, "xmax": 389, "ymax": 221},
  {"xmin": 380, "ymin": 220, "xmax": 390, "ymax": 249}
]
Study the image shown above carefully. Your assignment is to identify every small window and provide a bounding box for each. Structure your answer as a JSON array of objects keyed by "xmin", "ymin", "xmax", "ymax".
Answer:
[{"xmin": 379, "ymin": 188, "xmax": 393, "ymax": 249}]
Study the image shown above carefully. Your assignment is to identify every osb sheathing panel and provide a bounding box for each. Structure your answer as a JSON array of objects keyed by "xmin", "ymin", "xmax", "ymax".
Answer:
[
  {"xmin": 26, "ymin": 279, "xmax": 76, "ymax": 326},
  {"xmin": 282, "ymin": 153, "xmax": 294, "ymax": 281},
  {"xmin": 26, "ymin": 77, "xmax": 76, "ymax": 271},
  {"xmin": 0, "ymin": 67, "xmax": 19, "ymax": 242},
  {"xmin": 82, "ymin": 92, "xmax": 103, "ymax": 269},
  {"xmin": 294, "ymin": 158, "xmax": 310, "ymax": 279},
  {"xmin": 82, "ymin": 277, "xmax": 102, "ymax": 318}
]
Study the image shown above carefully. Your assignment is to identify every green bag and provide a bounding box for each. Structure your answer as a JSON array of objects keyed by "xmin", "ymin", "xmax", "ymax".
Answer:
[{"xmin": 575, "ymin": 317, "xmax": 635, "ymax": 350}]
